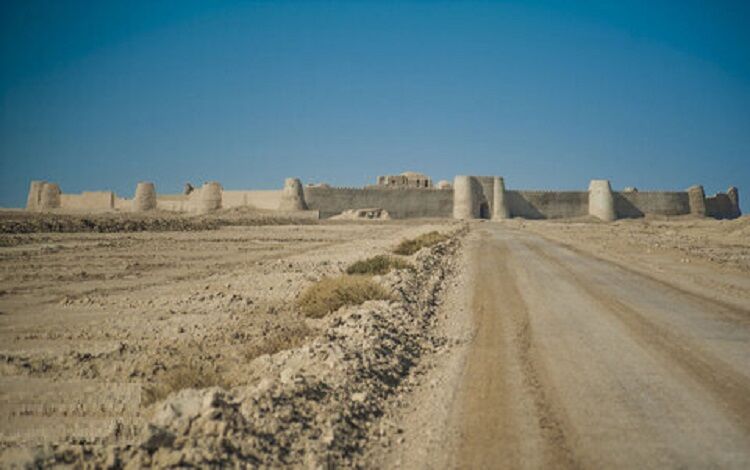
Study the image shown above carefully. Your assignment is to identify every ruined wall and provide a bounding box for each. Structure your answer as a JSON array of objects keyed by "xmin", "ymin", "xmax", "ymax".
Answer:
[
  {"xmin": 20, "ymin": 177, "xmax": 739, "ymax": 220},
  {"xmin": 687, "ymin": 185, "xmax": 707, "ymax": 216},
  {"xmin": 304, "ymin": 187, "xmax": 453, "ymax": 219},
  {"xmin": 222, "ymin": 190, "xmax": 282, "ymax": 210},
  {"xmin": 157, "ymin": 189, "xmax": 296, "ymax": 214},
  {"xmin": 40, "ymin": 183, "xmax": 61, "ymax": 210},
  {"xmin": 59, "ymin": 192, "xmax": 115, "ymax": 211},
  {"xmin": 705, "ymin": 194, "xmax": 734, "ymax": 219},
  {"xmin": 705, "ymin": 188, "xmax": 741, "ymax": 219},
  {"xmin": 454, "ymin": 177, "xmax": 701, "ymax": 221},
  {"xmin": 155, "ymin": 195, "xmax": 190, "ymax": 212},
  {"xmin": 503, "ymin": 188, "xmax": 694, "ymax": 220},
  {"xmin": 506, "ymin": 191, "xmax": 589, "ymax": 219},
  {"xmin": 614, "ymin": 192, "xmax": 690, "ymax": 218},
  {"xmin": 114, "ymin": 197, "xmax": 131, "ymax": 211},
  {"xmin": 26, "ymin": 181, "xmax": 45, "ymax": 210}
]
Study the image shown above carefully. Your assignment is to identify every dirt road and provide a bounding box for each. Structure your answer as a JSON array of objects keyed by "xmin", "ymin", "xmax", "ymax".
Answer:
[{"xmin": 452, "ymin": 224, "xmax": 750, "ymax": 468}]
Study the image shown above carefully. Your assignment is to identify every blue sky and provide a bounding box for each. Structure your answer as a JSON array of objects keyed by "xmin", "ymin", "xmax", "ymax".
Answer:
[{"xmin": 1, "ymin": 1, "xmax": 748, "ymax": 210}]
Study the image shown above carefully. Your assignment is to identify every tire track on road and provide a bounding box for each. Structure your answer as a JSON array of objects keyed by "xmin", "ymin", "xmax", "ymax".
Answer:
[
  {"xmin": 528, "ymin": 230, "xmax": 750, "ymax": 325},
  {"xmin": 525, "ymin": 239, "xmax": 750, "ymax": 436},
  {"xmin": 456, "ymin": 231, "xmax": 579, "ymax": 469}
]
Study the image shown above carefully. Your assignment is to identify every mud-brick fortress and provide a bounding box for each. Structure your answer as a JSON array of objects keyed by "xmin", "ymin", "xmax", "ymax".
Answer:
[{"xmin": 24, "ymin": 172, "xmax": 741, "ymax": 221}]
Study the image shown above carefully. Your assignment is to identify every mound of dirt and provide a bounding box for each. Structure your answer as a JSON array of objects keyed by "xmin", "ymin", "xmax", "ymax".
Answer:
[
  {"xmin": 331, "ymin": 208, "xmax": 391, "ymax": 220},
  {"xmin": 0, "ymin": 212, "xmax": 220, "ymax": 234},
  {"xmin": 17, "ymin": 229, "xmax": 465, "ymax": 467},
  {"xmin": 0, "ymin": 210, "xmax": 318, "ymax": 234}
]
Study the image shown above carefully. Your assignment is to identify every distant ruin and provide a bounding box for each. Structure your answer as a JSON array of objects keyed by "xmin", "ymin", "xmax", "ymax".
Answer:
[
  {"xmin": 374, "ymin": 172, "xmax": 433, "ymax": 189},
  {"xmin": 24, "ymin": 173, "xmax": 741, "ymax": 221}
]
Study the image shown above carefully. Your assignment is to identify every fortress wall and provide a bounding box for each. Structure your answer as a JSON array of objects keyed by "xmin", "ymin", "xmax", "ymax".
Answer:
[
  {"xmin": 705, "ymin": 192, "xmax": 741, "ymax": 219},
  {"xmin": 222, "ymin": 190, "xmax": 283, "ymax": 210},
  {"xmin": 705, "ymin": 194, "xmax": 733, "ymax": 219},
  {"xmin": 304, "ymin": 187, "xmax": 454, "ymax": 219},
  {"xmin": 589, "ymin": 180, "xmax": 616, "ymax": 221},
  {"xmin": 506, "ymin": 191, "xmax": 589, "ymax": 219},
  {"xmin": 614, "ymin": 191, "xmax": 690, "ymax": 218},
  {"xmin": 155, "ymin": 194, "xmax": 190, "ymax": 212},
  {"xmin": 156, "ymin": 190, "xmax": 284, "ymax": 213},
  {"xmin": 473, "ymin": 176, "xmax": 496, "ymax": 218},
  {"xmin": 157, "ymin": 200, "xmax": 190, "ymax": 212},
  {"xmin": 59, "ymin": 192, "xmax": 115, "ymax": 211},
  {"xmin": 453, "ymin": 176, "xmax": 482, "ymax": 219},
  {"xmin": 493, "ymin": 177, "xmax": 510, "ymax": 220},
  {"xmin": 195, "ymin": 182, "xmax": 222, "ymax": 213},
  {"xmin": 114, "ymin": 197, "xmax": 130, "ymax": 210},
  {"xmin": 26, "ymin": 181, "xmax": 45, "ymax": 210},
  {"xmin": 279, "ymin": 179, "xmax": 307, "ymax": 211}
]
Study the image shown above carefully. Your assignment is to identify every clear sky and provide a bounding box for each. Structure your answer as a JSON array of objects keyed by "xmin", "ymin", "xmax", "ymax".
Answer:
[{"xmin": 1, "ymin": 1, "xmax": 748, "ymax": 210}]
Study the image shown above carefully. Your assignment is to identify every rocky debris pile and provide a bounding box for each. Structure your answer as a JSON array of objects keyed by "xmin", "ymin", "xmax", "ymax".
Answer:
[
  {"xmin": 200, "ymin": 206, "xmax": 319, "ymax": 225},
  {"xmin": 0, "ymin": 210, "xmax": 318, "ymax": 235},
  {"xmin": 26, "ymin": 229, "xmax": 464, "ymax": 467},
  {"xmin": 331, "ymin": 208, "xmax": 391, "ymax": 220},
  {"xmin": 0, "ymin": 213, "xmax": 222, "ymax": 234}
]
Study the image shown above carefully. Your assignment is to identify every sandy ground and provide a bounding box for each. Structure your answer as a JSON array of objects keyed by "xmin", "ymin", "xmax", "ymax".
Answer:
[
  {"xmin": 2, "ymin": 214, "xmax": 749, "ymax": 467},
  {"xmin": 0, "ymin": 219, "xmax": 457, "ymax": 457},
  {"xmin": 385, "ymin": 216, "xmax": 750, "ymax": 469}
]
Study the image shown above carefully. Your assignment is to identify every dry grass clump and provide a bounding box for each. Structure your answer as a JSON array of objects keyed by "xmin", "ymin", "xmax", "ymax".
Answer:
[
  {"xmin": 393, "ymin": 231, "xmax": 450, "ymax": 255},
  {"xmin": 142, "ymin": 361, "xmax": 229, "ymax": 406},
  {"xmin": 345, "ymin": 255, "xmax": 413, "ymax": 275},
  {"xmin": 297, "ymin": 275, "xmax": 392, "ymax": 318},
  {"xmin": 244, "ymin": 323, "xmax": 315, "ymax": 360}
]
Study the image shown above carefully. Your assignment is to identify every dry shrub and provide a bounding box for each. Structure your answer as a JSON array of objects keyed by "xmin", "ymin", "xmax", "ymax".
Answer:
[
  {"xmin": 244, "ymin": 323, "xmax": 315, "ymax": 360},
  {"xmin": 393, "ymin": 231, "xmax": 450, "ymax": 255},
  {"xmin": 142, "ymin": 360, "xmax": 229, "ymax": 406},
  {"xmin": 345, "ymin": 255, "xmax": 413, "ymax": 275},
  {"xmin": 297, "ymin": 275, "xmax": 392, "ymax": 318}
]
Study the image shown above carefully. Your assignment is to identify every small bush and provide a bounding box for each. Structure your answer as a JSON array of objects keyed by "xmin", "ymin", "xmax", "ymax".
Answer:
[
  {"xmin": 244, "ymin": 323, "xmax": 314, "ymax": 360},
  {"xmin": 142, "ymin": 361, "xmax": 229, "ymax": 406},
  {"xmin": 297, "ymin": 275, "xmax": 392, "ymax": 318},
  {"xmin": 345, "ymin": 255, "xmax": 413, "ymax": 275},
  {"xmin": 393, "ymin": 231, "xmax": 450, "ymax": 255}
]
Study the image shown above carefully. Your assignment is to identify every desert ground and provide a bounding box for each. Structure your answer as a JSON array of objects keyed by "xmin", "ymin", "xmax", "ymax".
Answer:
[{"xmin": 1, "ymin": 211, "xmax": 749, "ymax": 468}]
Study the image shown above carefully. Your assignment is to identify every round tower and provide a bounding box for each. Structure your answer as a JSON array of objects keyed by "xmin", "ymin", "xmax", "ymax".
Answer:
[
  {"xmin": 727, "ymin": 186, "xmax": 741, "ymax": 218},
  {"xmin": 492, "ymin": 177, "xmax": 510, "ymax": 220},
  {"xmin": 196, "ymin": 181, "xmax": 223, "ymax": 213},
  {"xmin": 26, "ymin": 180, "xmax": 46, "ymax": 211},
  {"xmin": 132, "ymin": 182, "xmax": 157, "ymax": 212},
  {"xmin": 588, "ymin": 179, "xmax": 616, "ymax": 222},
  {"xmin": 453, "ymin": 176, "xmax": 480, "ymax": 219},
  {"xmin": 39, "ymin": 183, "xmax": 61, "ymax": 210},
  {"xmin": 687, "ymin": 185, "xmax": 706, "ymax": 216},
  {"xmin": 278, "ymin": 178, "xmax": 308, "ymax": 211}
]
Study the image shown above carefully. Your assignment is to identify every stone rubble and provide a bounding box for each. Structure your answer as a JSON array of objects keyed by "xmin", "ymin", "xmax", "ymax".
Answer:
[{"xmin": 29, "ymin": 229, "xmax": 464, "ymax": 467}]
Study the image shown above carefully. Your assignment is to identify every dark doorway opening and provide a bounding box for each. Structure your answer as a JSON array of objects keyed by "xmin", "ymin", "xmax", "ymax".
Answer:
[{"xmin": 479, "ymin": 202, "xmax": 490, "ymax": 219}]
